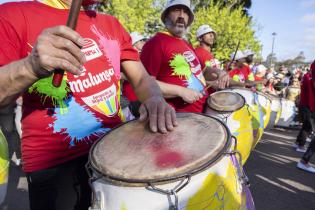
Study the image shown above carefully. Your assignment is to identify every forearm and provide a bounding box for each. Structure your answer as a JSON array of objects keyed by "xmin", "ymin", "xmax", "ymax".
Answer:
[
  {"xmin": 228, "ymin": 79, "xmax": 246, "ymax": 87},
  {"xmin": 156, "ymin": 80, "xmax": 186, "ymax": 98},
  {"xmin": 133, "ymin": 74, "xmax": 163, "ymax": 102},
  {"xmin": 203, "ymin": 67, "xmax": 226, "ymax": 81},
  {"xmin": 0, "ymin": 57, "xmax": 38, "ymax": 107}
]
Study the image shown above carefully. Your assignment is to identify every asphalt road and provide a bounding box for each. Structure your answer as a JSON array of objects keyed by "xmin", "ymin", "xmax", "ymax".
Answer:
[{"xmin": 0, "ymin": 127, "xmax": 314, "ymax": 210}]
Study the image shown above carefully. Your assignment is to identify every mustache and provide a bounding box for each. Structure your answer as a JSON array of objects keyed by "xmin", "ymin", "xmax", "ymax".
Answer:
[{"xmin": 175, "ymin": 18, "xmax": 187, "ymax": 27}]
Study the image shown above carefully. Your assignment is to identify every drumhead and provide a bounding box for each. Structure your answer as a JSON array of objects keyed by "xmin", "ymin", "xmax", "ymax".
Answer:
[
  {"xmin": 89, "ymin": 113, "xmax": 230, "ymax": 186},
  {"xmin": 207, "ymin": 91, "xmax": 245, "ymax": 112}
]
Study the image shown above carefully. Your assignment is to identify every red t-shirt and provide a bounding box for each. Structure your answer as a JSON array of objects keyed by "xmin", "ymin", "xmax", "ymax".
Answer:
[
  {"xmin": 0, "ymin": 2, "xmax": 139, "ymax": 172},
  {"xmin": 194, "ymin": 46, "xmax": 215, "ymax": 70},
  {"xmin": 229, "ymin": 65, "xmax": 252, "ymax": 82},
  {"xmin": 300, "ymin": 73, "xmax": 310, "ymax": 107},
  {"xmin": 141, "ymin": 32, "xmax": 207, "ymax": 113},
  {"xmin": 122, "ymin": 81, "xmax": 138, "ymax": 101}
]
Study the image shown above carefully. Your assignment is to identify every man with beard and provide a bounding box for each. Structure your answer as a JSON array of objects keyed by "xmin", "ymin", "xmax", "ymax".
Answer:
[
  {"xmin": 0, "ymin": 0, "xmax": 177, "ymax": 209},
  {"xmin": 141, "ymin": 0, "xmax": 229, "ymax": 113}
]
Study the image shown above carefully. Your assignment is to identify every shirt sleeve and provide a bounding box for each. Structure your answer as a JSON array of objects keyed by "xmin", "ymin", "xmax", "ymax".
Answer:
[
  {"xmin": 111, "ymin": 17, "xmax": 139, "ymax": 62},
  {"xmin": 0, "ymin": 10, "xmax": 23, "ymax": 66},
  {"xmin": 140, "ymin": 37, "xmax": 163, "ymax": 77}
]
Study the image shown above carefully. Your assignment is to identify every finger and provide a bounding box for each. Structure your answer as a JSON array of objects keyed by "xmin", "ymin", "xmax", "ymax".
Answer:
[
  {"xmin": 157, "ymin": 104, "xmax": 167, "ymax": 133},
  {"xmin": 165, "ymin": 107, "xmax": 174, "ymax": 131},
  {"xmin": 148, "ymin": 103, "xmax": 158, "ymax": 132},
  {"xmin": 43, "ymin": 55, "xmax": 82, "ymax": 75},
  {"xmin": 51, "ymin": 35, "xmax": 86, "ymax": 64},
  {"xmin": 170, "ymin": 107, "xmax": 178, "ymax": 127},
  {"xmin": 45, "ymin": 26, "xmax": 85, "ymax": 48},
  {"xmin": 138, "ymin": 104, "xmax": 148, "ymax": 121},
  {"xmin": 52, "ymin": 49, "xmax": 82, "ymax": 71}
]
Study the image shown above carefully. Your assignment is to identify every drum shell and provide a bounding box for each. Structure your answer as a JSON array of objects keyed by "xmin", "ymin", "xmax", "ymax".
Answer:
[
  {"xmin": 257, "ymin": 92, "xmax": 272, "ymax": 130},
  {"xmin": 277, "ymin": 99, "xmax": 296, "ymax": 127},
  {"xmin": 205, "ymin": 91, "xmax": 254, "ymax": 165},
  {"xmin": 266, "ymin": 96, "xmax": 281, "ymax": 129},
  {"xmin": 0, "ymin": 129, "xmax": 9, "ymax": 205},
  {"xmin": 88, "ymin": 114, "xmax": 255, "ymax": 210},
  {"xmin": 225, "ymin": 88, "xmax": 264, "ymax": 149},
  {"xmin": 90, "ymin": 147, "xmax": 254, "ymax": 210}
]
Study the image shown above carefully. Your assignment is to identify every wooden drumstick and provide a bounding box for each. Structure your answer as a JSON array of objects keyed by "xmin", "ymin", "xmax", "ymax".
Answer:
[{"xmin": 52, "ymin": 0, "xmax": 84, "ymax": 87}]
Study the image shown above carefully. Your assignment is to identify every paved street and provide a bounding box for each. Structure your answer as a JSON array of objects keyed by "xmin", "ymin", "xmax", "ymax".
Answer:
[{"xmin": 0, "ymin": 127, "xmax": 315, "ymax": 210}]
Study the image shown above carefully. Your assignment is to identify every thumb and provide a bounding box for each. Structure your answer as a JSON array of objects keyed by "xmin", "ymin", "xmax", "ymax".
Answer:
[{"xmin": 138, "ymin": 103, "xmax": 148, "ymax": 121}]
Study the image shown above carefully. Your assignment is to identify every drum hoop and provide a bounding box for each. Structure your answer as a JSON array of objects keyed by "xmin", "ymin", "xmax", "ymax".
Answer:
[
  {"xmin": 207, "ymin": 92, "xmax": 246, "ymax": 113},
  {"xmin": 88, "ymin": 112, "xmax": 232, "ymax": 187},
  {"xmin": 257, "ymin": 92, "xmax": 272, "ymax": 103}
]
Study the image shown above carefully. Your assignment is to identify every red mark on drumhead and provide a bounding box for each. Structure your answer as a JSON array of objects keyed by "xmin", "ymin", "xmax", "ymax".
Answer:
[{"xmin": 155, "ymin": 151, "xmax": 184, "ymax": 168}]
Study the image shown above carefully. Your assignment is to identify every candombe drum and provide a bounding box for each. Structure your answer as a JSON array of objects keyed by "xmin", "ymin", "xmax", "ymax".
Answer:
[
  {"xmin": 87, "ymin": 113, "xmax": 255, "ymax": 210},
  {"xmin": 0, "ymin": 128, "xmax": 9, "ymax": 204},
  {"xmin": 266, "ymin": 94, "xmax": 282, "ymax": 129},
  {"xmin": 277, "ymin": 98, "xmax": 296, "ymax": 127},
  {"xmin": 256, "ymin": 92, "xmax": 272, "ymax": 130},
  {"xmin": 225, "ymin": 88, "xmax": 264, "ymax": 149},
  {"xmin": 205, "ymin": 91, "xmax": 254, "ymax": 165}
]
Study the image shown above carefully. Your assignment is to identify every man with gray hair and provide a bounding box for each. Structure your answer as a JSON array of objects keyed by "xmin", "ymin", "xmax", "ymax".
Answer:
[{"xmin": 141, "ymin": 0, "xmax": 229, "ymax": 113}]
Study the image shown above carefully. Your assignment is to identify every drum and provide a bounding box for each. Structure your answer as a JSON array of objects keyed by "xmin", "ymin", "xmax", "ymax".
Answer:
[
  {"xmin": 286, "ymin": 87, "xmax": 300, "ymax": 102},
  {"xmin": 256, "ymin": 92, "xmax": 272, "ymax": 129},
  {"xmin": 0, "ymin": 128, "xmax": 9, "ymax": 205},
  {"xmin": 277, "ymin": 98, "xmax": 296, "ymax": 127},
  {"xmin": 205, "ymin": 91, "xmax": 254, "ymax": 165},
  {"xmin": 225, "ymin": 88, "xmax": 264, "ymax": 149},
  {"xmin": 87, "ymin": 113, "xmax": 254, "ymax": 210},
  {"xmin": 266, "ymin": 94, "xmax": 281, "ymax": 129}
]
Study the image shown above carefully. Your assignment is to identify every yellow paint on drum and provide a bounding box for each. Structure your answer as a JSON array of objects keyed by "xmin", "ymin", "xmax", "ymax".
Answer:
[
  {"xmin": 186, "ymin": 158, "xmax": 246, "ymax": 210},
  {"xmin": 0, "ymin": 130, "xmax": 9, "ymax": 185},
  {"xmin": 231, "ymin": 106, "xmax": 254, "ymax": 165},
  {"xmin": 275, "ymin": 108, "xmax": 282, "ymax": 124},
  {"xmin": 262, "ymin": 105, "xmax": 272, "ymax": 129}
]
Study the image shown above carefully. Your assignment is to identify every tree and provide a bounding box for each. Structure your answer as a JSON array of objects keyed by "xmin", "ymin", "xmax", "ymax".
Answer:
[
  {"xmin": 193, "ymin": 0, "xmax": 252, "ymax": 15},
  {"xmin": 99, "ymin": 0, "xmax": 165, "ymax": 35},
  {"xmin": 190, "ymin": 2, "xmax": 261, "ymax": 61}
]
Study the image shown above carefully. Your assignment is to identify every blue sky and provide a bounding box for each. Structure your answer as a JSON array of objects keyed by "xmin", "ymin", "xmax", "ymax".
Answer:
[
  {"xmin": 1, "ymin": 0, "xmax": 314, "ymax": 62},
  {"xmin": 250, "ymin": 0, "xmax": 315, "ymax": 62}
]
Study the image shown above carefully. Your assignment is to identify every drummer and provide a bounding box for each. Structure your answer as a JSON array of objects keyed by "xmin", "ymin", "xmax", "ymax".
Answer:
[
  {"xmin": 140, "ymin": 0, "xmax": 229, "ymax": 113},
  {"xmin": 296, "ymin": 60, "xmax": 315, "ymax": 173},
  {"xmin": 0, "ymin": 1, "xmax": 177, "ymax": 209}
]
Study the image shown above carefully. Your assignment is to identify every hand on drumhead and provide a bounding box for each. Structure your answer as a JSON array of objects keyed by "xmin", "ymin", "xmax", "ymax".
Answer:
[
  {"xmin": 26, "ymin": 26, "xmax": 86, "ymax": 78},
  {"xmin": 179, "ymin": 87, "xmax": 203, "ymax": 104},
  {"xmin": 217, "ymin": 73, "xmax": 230, "ymax": 89},
  {"xmin": 138, "ymin": 96, "xmax": 178, "ymax": 133}
]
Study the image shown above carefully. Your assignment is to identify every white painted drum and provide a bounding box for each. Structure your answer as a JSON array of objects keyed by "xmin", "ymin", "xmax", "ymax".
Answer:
[
  {"xmin": 277, "ymin": 98, "xmax": 296, "ymax": 127},
  {"xmin": 266, "ymin": 94, "xmax": 281, "ymax": 129},
  {"xmin": 256, "ymin": 92, "xmax": 272, "ymax": 129},
  {"xmin": 87, "ymin": 113, "xmax": 254, "ymax": 210},
  {"xmin": 204, "ymin": 91, "xmax": 254, "ymax": 165},
  {"xmin": 0, "ymin": 129, "xmax": 9, "ymax": 205}
]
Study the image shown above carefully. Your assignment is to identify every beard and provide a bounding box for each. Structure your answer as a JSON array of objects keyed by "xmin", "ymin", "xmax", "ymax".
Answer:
[{"xmin": 164, "ymin": 17, "xmax": 188, "ymax": 38}]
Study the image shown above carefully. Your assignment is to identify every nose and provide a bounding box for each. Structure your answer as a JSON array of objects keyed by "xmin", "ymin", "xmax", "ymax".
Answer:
[{"xmin": 178, "ymin": 9, "xmax": 185, "ymax": 17}]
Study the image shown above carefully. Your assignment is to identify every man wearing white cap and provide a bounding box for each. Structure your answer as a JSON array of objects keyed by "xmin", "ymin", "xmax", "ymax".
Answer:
[
  {"xmin": 195, "ymin": 24, "xmax": 218, "ymax": 70},
  {"xmin": 141, "ymin": 0, "xmax": 229, "ymax": 113},
  {"xmin": 130, "ymin": 32, "xmax": 147, "ymax": 53}
]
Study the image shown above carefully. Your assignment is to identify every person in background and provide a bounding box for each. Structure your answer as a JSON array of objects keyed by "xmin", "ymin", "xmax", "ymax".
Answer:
[
  {"xmin": 297, "ymin": 60, "xmax": 315, "ymax": 173},
  {"xmin": 130, "ymin": 31, "xmax": 147, "ymax": 53},
  {"xmin": 264, "ymin": 74, "xmax": 277, "ymax": 95},
  {"xmin": 254, "ymin": 64, "xmax": 267, "ymax": 92},
  {"xmin": 140, "ymin": 0, "xmax": 229, "ymax": 113},
  {"xmin": 0, "ymin": 1, "xmax": 177, "ymax": 209}
]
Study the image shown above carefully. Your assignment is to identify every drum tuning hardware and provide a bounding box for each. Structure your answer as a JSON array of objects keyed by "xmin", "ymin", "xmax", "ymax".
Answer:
[{"xmin": 146, "ymin": 175, "xmax": 191, "ymax": 210}]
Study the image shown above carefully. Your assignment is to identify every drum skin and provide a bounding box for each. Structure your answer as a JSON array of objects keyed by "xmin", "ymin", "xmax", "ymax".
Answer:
[
  {"xmin": 0, "ymin": 129, "xmax": 9, "ymax": 205},
  {"xmin": 225, "ymin": 88, "xmax": 264, "ymax": 149},
  {"xmin": 205, "ymin": 91, "xmax": 254, "ymax": 165},
  {"xmin": 89, "ymin": 113, "xmax": 255, "ymax": 210}
]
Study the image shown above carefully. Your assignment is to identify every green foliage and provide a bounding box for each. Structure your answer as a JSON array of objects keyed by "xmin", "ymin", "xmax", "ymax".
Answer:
[
  {"xmin": 190, "ymin": 2, "xmax": 261, "ymax": 61},
  {"xmin": 100, "ymin": 0, "xmax": 165, "ymax": 35}
]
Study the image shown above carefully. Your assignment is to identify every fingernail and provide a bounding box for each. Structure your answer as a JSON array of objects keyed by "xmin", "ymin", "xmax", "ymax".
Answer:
[
  {"xmin": 78, "ymin": 38, "xmax": 85, "ymax": 46},
  {"xmin": 152, "ymin": 126, "xmax": 157, "ymax": 132}
]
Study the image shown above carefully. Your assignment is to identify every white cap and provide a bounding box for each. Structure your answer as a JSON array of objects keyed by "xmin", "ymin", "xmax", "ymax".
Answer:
[
  {"xmin": 256, "ymin": 64, "xmax": 267, "ymax": 73},
  {"xmin": 130, "ymin": 32, "xmax": 145, "ymax": 46},
  {"xmin": 230, "ymin": 51, "xmax": 246, "ymax": 61},
  {"xmin": 161, "ymin": 0, "xmax": 194, "ymax": 26},
  {"xmin": 196, "ymin": 24, "xmax": 216, "ymax": 38},
  {"xmin": 266, "ymin": 73, "xmax": 274, "ymax": 80},
  {"xmin": 243, "ymin": 49, "xmax": 255, "ymax": 56}
]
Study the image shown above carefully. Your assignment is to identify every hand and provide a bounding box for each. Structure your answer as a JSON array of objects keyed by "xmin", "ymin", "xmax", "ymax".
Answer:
[
  {"xmin": 26, "ymin": 26, "xmax": 86, "ymax": 78},
  {"xmin": 138, "ymin": 96, "xmax": 178, "ymax": 133},
  {"xmin": 178, "ymin": 87, "xmax": 203, "ymax": 104},
  {"xmin": 217, "ymin": 73, "xmax": 230, "ymax": 89}
]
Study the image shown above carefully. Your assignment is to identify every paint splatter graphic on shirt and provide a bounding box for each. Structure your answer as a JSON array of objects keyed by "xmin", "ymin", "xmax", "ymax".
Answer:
[
  {"xmin": 28, "ymin": 75, "xmax": 70, "ymax": 113},
  {"xmin": 169, "ymin": 54, "xmax": 204, "ymax": 92},
  {"xmin": 50, "ymin": 97, "xmax": 110, "ymax": 147}
]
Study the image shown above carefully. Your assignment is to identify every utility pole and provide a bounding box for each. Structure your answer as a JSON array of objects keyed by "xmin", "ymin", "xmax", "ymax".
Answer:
[{"xmin": 270, "ymin": 32, "xmax": 277, "ymax": 67}]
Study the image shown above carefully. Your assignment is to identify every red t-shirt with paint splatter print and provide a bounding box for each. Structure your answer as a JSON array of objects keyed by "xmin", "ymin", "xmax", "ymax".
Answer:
[
  {"xmin": 0, "ymin": 2, "xmax": 139, "ymax": 172},
  {"xmin": 194, "ymin": 46, "xmax": 215, "ymax": 70},
  {"xmin": 141, "ymin": 32, "xmax": 207, "ymax": 113}
]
